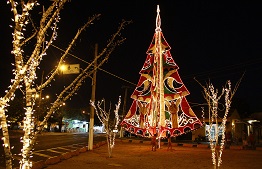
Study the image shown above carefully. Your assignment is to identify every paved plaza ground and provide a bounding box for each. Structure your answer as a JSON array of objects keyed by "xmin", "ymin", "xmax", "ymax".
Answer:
[{"xmin": 45, "ymin": 139, "xmax": 262, "ymax": 169}]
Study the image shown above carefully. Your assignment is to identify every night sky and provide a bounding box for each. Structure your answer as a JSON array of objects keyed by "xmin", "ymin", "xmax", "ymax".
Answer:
[{"xmin": 1, "ymin": 1, "xmax": 262, "ymax": 113}]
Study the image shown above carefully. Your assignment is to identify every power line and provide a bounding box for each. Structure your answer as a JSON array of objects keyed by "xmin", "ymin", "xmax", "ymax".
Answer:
[
  {"xmin": 51, "ymin": 44, "xmax": 261, "ymax": 87},
  {"xmin": 51, "ymin": 44, "xmax": 136, "ymax": 86},
  {"xmin": 183, "ymin": 57, "xmax": 262, "ymax": 80}
]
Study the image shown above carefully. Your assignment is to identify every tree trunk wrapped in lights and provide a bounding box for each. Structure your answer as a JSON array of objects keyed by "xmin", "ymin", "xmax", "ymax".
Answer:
[
  {"xmin": 0, "ymin": 103, "xmax": 12, "ymax": 169},
  {"xmin": 121, "ymin": 5, "xmax": 202, "ymax": 145},
  {"xmin": 90, "ymin": 96, "xmax": 121, "ymax": 158},
  {"xmin": 1, "ymin": 0, "xmax": 58, "ymax": 168}
]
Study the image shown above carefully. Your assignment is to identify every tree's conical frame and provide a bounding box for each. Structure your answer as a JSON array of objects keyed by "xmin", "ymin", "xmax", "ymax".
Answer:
[{"xmin": 121, "ymin": 5, "xmax": 202, "ymax": 138}]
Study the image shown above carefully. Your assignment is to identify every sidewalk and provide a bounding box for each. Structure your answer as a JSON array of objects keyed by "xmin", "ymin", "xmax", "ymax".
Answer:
[{"xmin": 42, "ymin": 139, "xmax": 262, "ymax": 169}]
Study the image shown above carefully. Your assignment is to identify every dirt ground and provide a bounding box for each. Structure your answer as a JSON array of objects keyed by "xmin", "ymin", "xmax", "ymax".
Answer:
[{"xmin": 46, "ymin": 140, "xmax": 262, "ymax": 169}]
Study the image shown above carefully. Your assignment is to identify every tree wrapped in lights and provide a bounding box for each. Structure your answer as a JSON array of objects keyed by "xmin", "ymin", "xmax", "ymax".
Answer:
[
  {"xmin": 1, "ymin": 0, "xmax": 130, "ymax": 168},
  {"xmin": 198, "ymin": 79, "xmax": 241, "ymax": 168},
  {"xmin": 121, "ymin": 5, "xmax": 202, "ymax": 143},
  {"xmin": 1, "ymin": 1, "xmax": 66, "ymax": 168},
  {"xmin": 90, "ymin": 96, "xmax": 121, "ymax": 158}
]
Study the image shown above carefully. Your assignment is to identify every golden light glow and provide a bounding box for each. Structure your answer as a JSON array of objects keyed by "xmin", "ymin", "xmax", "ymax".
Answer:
[{"xmin": 59, "ymin": 64, "xmax": 67, "ymax": 72}]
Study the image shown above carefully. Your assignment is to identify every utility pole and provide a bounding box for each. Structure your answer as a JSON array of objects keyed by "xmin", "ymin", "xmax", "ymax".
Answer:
[
  {"xmin": 120, "ymin": 85, "xmax": 132, "ymax": 138},
  {"xmin": 121, "ymin": 86, "xmax": 133, "ymax": 117},
  {"xmin": 88, "ymin": 44, "xmax": 98, "ymax": 150}
]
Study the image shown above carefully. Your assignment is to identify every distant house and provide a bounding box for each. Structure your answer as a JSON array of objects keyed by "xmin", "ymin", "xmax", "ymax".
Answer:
[
  {"xmin": 62, "ymin": 119, "xmax": 88, "ymax": 132},
  {"xmin": 186, "ymin": 108, "xmax": 262, "ymax": 144},
  {"xmin": 188, "ymin": 108, "xmax": 259, "ymax": 143},
  {"xmin": 62, "ymin": 118, "xmax": 105, "ymax": 133},
  {"xmin": 248, "ymin": 112, "xmax": 262, "ymax": 142}
]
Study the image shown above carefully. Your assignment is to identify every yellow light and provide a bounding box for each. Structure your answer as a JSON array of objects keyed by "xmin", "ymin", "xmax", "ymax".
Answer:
[{"xmin": 59, "ymin": 64, "xmax": 67, "ymax": 72}]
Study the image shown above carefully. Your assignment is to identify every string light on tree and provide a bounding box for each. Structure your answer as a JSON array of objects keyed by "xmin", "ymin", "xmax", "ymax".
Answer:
[
  {"xmin": 0, "ymin": 1, "xmax": 66, "ymax": 168},
  {"xmin": 90, "ymin": 96, "xmax": 121, "ymax": 158},
  {"xmin": 198, "ymin": 79, "xmax": 241, "ymax": 168}
]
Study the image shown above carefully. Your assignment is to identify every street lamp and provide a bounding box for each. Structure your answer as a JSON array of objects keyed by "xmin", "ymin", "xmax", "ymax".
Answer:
[{"xmin": 59, "ymin": 64, "xmax": 80, "ymax": 74}]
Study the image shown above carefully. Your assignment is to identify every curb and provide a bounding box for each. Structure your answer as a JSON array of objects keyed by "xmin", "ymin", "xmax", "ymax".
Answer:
[
  {"xmin": 45, "ymin": 156, "xmax": 61, "ymax": 165},
  {"xmin": 120, "ymin": 139, "xmax": 208, "ymax": 148}
]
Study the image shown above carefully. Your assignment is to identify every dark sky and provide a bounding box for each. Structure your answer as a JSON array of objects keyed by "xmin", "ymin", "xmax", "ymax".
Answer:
[{"xmin": 1, "ymin": 1, "xmax": 262, "ymax": 113}]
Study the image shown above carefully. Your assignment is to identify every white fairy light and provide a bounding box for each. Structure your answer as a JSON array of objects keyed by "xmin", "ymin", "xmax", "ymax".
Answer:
[
  {"xmin": 3, "ymin": 0, "xmax": 65, "ymax": 168},
  {"xmin": 90, "ymin": 96, "xmax": 121, "ymax": 157},
  {"xmin": 202, "ymin": 81, "xmax": 234, "ymax": 168}
]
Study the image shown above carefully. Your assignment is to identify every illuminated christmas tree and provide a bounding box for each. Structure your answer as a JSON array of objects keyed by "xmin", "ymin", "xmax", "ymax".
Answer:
[{"xmin": 121, "ymin": 5, "xmax": 202, "ymax": 138}]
